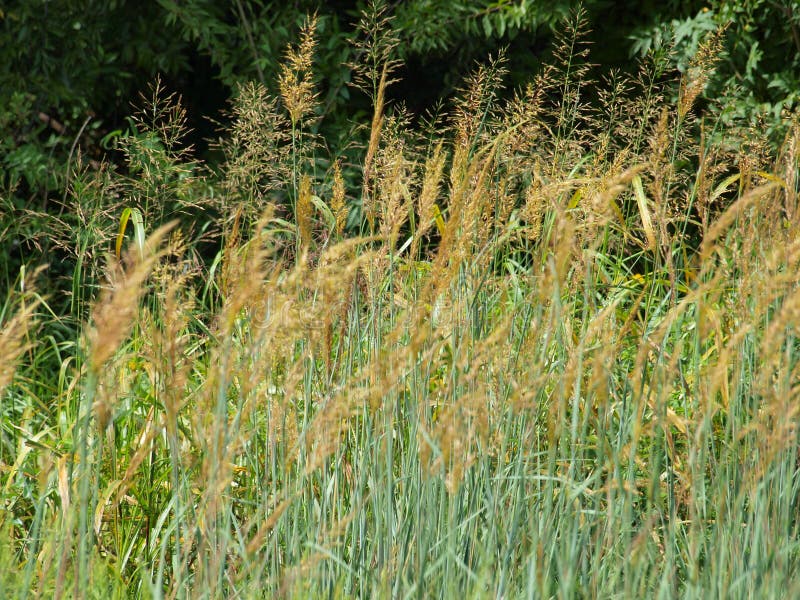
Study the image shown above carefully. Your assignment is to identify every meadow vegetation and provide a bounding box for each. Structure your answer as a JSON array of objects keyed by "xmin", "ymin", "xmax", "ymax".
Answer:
[{"xmin": 2, "ymin": 8, "xmax": 800, "ymax": 598}]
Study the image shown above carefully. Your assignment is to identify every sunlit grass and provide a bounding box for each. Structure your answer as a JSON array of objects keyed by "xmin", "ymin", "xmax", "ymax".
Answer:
[{"xmin": 2, "ymin": 9, "xmax": 800, "ymax": 599}]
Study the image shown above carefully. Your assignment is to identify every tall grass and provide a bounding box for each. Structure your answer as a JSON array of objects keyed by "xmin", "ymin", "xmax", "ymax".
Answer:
[{"xmin": 2, "ymin": 9, "xmax": 800, "ymax": 598}]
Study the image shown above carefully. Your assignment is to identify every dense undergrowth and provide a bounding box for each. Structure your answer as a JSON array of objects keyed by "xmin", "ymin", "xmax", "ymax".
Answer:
[{"xmin": 2, "ymin": 10, "xmax": 800, "ymax": 599}]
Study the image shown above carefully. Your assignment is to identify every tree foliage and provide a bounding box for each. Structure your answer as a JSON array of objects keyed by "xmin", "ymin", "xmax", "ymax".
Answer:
[{"xmin": 630, "ymin": 1, "xmax": 800, "ymax": 140}]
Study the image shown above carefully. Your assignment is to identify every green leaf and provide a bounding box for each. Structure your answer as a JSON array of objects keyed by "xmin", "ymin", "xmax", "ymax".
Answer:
[{"xmin": 116, "ymin": 207, "xmax": 145, "ymax": 259}]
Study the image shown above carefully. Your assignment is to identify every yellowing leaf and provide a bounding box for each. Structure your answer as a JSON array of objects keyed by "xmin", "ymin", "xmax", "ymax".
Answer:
[{"xmin": 632, "ymin": 175, "xmax": 657, "ymax": 250}]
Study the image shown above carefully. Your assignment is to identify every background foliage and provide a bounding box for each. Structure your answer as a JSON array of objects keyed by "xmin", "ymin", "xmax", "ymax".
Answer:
[{"xmin": 2, "ymin": 0, "xmax": 795, "ymax": 177}]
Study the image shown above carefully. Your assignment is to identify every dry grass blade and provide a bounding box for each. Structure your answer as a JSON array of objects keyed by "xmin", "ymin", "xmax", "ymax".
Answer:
[
  {"xmin": 362, "ymin": 66, "xmax": 389, "ymax": 231},
  {"xmin": 330, "ymin": 159, "xmax": 348, "ymax": 236},
  {"xmin": 632, "ymin": 174, "xmax": 657, "ymax": 250},
  {"xmin": 87, "ymin": 221, "xmax": 177, "ymax": 374},
  {"xmin": 414, "ymin": 141, "xmax": 447, "ymax": 255},
  {"xmin": 297, "ymin": 174, "xmax": 314, "ymax": 249},
  {"xmin": 0, "ymin": 297, "xmax": 40, "ymax": 393},
  {"xmin": 700, "ymin": 182, "xmax": 779, "ymax": 261}
]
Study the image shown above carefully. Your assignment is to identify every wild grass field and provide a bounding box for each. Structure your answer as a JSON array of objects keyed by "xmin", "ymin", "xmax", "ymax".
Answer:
[{"xmin": 2, "ymin": 11, "xmax": 800, "ymax": 599}]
